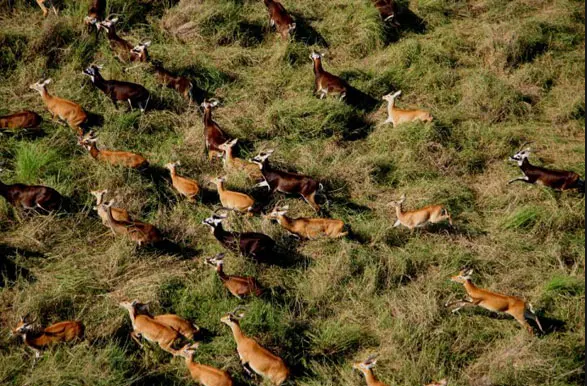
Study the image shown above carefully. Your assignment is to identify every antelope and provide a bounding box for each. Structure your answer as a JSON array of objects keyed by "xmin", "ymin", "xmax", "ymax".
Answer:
[
  {"xmin": 202, "ymin": 100, "xmax": 231, "ymax": 161},
  {"xmin": 211, "ymin": 176, "xmax": 255, "ymax": 214},
  {"xmin": 266, "ymin": 204, "xmax": 347, "ymax": 239},
  {"xmin": 425, "ymin": 381, "xmax": 447, "ymax": 386},
  {"xmin": 372, "ymin": 0, "xmax": 400, "ymax": 25},
  {"xmin": 352, "ymin": 355, "xmax": 388, "ymax": 386},
  {"xmin": 218, "ymin": 139, "xmax": 264, "ymax": 181},
  {"xmin": 202, "ymin": 214, "xmax": 275, "ymax": 262},
  {"xmin": 97, "ymin": 18, "xmax": 148, "ymax": 63},
  {"xmin": 35, "ymin": 0, "xmax": 57, "ymax": 17},
  {"xmin": 84, "ymin": 0, "xmax": 105, "ymax": 27},
  {"xmin": 153, "ymin": 63, "xmax": 193, "ymax": 102},
  {"xmin": 83, "ymin": 65, "xmax": 150, "ymax": 112},
  {"xmin": 389, "ymin": 194, "xmax": 452, "ymax": 231},
  {"xmin": 221, "ymin": 307, "xmax": 289, "ymax": 385},
  {"xmin": 101, "ymin": 201, "xmax": 163, "ymax": 247},
  {"xmin": 251, "ymin": 150, "xmax": 323, "ymax": 212},
  {"xmin": 119, "ymin": 300, "xmax": 182, "ymax": 355},
  {"xmin": 30, "ymin": 79, "xmax": 88, "ymax": 137},
  {"xmin": 90, "ymin": 189, "xmax": 131, "ymax": 225},
  {"xmin": 178, "ymin": 343, "xmax": 234, "ymax": 386},
  {"xmin": 446, "ymin": 269, "xmax": 544, "ymax": 335},
  {"xmin": 508, "ymin": 142, "xmax": 585, "ymax": 191},
  {"xmin": 310, "ymin": 52, "xmax": 348, "ymax": 100},
  {"xmin": 130, "ymin": 41, "xmax": 151, "ymax": 63},
  {"xmin": 0, "ymin": 176, "xmax": 63, "ymax": 212},
  {"xmin": 382, "ymin": 91, "xmax": 433, "ymax": 127},
  {"xmin": 206, "ymin": 254, "xmax": 263, "ymax": 298},
  {"xmin": 132, "ymin": 302, "xmax": 200, "ymax": 341},
  {"xmin": 0, "ymin": 111, "xmax": 42, "ymax": 129},
  {"xmin": 263, "ymin": 0, "xmax": 296, "ymax": 39},
  {"xmin": 165, "ymin": 162, "xmax": 200, "ymax": 201},
  {"xmin": 79, "ymin": 136, "xmax": 149, "ymax": 169},
  {"xmin": 11, "ymin": 315, "xmax": 84, "ymax": 360}
]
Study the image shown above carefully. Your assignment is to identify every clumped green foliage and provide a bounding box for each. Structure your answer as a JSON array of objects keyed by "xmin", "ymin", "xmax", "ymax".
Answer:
[{"xmin": 0, "ymin": 0, "xmax": 584, "ymax": 386}]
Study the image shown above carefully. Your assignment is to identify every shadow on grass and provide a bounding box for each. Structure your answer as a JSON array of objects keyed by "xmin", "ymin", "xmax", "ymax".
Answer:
[
  {"xmin": 383, "ymin": 6, "xmax": 427, "ymax": 45},
  {"xmin": 291, "ymin": 13, "xmax": 329, "ymax": 47},
  {"xmin": 0, "ymin": 244, "xmax": 41, "ymax": 287}
]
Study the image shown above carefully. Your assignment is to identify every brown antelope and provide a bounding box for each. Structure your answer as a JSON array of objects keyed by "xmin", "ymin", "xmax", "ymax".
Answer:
[
  {"xmin": 508, "ymin": 142, "xmax": 585, "ymax": 191},
  {"xmin": 35, "ymin": 0, "xmax": 58, "ymax": 17},
  {"xmin": 132, "ymin": 302, "xmax": 200, "ymax": 341},
  {"xmin": 310, "ymin": 52, "xmax": 348, "ymax": 100},
  {"xmin": 425, "ymin": 381, "xmax": 447, "ymax": 386},
  {"xmin": 353, "ymin": 355, "xmax": 387, "ymax": 386},
  {"xmin": 0, "ymin": 111, "xmax": 42, "ymax": 129},
  {"xmin": 218, "ymin": 139, "xmax": 264, "ymax": 181},
  {"xmin": 30, "ymin": 79, "xmax": 88, "ymax": 137},
  {"xmin": 389, "ymin": 194, "xmax": 452, "ymax": 231},
  {"xmin": 211, "ymin": 177, "xmax": 255, "ymax": 214},
  {"xmin": 221, "ymin": 307, "xmax": 289, "ymax": 385},
  {"xmin": 266, "ymin": 204, "xmax": 347, "ymax": 239},
  {"xmin": 0, "ymin": 174, "xmax": 64, "ymax": 212},
  {"xmin": 119, "ymin": 300, "xmax": 182, "ymax": 355},
  {"xmin": 382, "ymin": 91, "xmax": 433, "ymax": 127},
  {"xmin": 101, "ymin": 201, "xmax": 162, "ymax": 247},
  {"xmin": 80, "ymin": 136, "xmax": 149, "ymax": 169},
  {"xmin": 153, "ymin": 63, "xmax": 193, "ymax": 102},
  {"xmin": 263, "ymin": 0, "xmax": 296, "ymax": 39},
  {"xmin": 84, "ymin": 0, "xmax": 105, "ymax": 26},
  {"xmin": 90, "ymin": 189, "xmax": 131, "ymax": 225},
  {"xmin": 165, "ymin": 162, "xmax": 200, "ymax": 201},
  {"xmin": 446, "ymin": 269, "xmax": 544, "ymax": 335},
  {"xmin": 202, "ymin": 100, "xmax": 231, "ymax": 161},
  {"xmin": 206, "ymin": 254, "xmax": 263, "ymax": 298},
  {"xmin": 12, "ymin": 315, "xmax": 84, "ymax": 360},
  {"xmin": 97, "ymin": 18, "xmax": 149, "ymax": 63},
  {"xmin": 178, "ymin": 343, "xmax": 234, "ymax": 386},
  {"xmin": 372, "ymin": 0, "xmax": 400, "ymax": 25}
]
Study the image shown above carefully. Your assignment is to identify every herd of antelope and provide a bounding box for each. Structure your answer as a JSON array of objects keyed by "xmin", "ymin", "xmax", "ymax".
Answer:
[{"xmin": 2, "ymin": 0, "xmax": 584, "ymax": 385}]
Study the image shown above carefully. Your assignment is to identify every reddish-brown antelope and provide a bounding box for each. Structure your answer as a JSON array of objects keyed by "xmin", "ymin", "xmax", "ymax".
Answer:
[
  {"xmin": 101, "ymin": 202, "xmax": 162, "ymax": 247},
  {"xmin": 132, "ymin": 302, "xmax": 200, "ymax": 341},
  {"xmin": 97, "ymin": 17, "xmax": 149, "ymax": 63},
  {"xmin": 508, "ymin": 142, "xmax": 584, "ymax": 191},
  {"xmin": 178, "ymin": 343, "xmax": 234, "ymax": 386},
  {"xmin": 425, "ymin": 380, "xmax": 447, "ymax": 386},
  {"xmin": 202, "ymin": 100, "xmax": 232, "ymax": 161},
  {"xmin": 35, "ymin": 0, "xmax": 57, "ymax": 17},
  {"xmin": 165, "ymin": 162, "xmax": 200, "ymax": 201},
  {"xmin": 389, "ymin": 194, "xmax": 452, "ymax": 231},
  {"xmin": 90, "ymin": 189, "xmax": 131, "ymax": 225},
  {"xmin": 80, "ymin": 136, "xmax": 149, "ymax": 169},
  {"xmin": 206, "ymin": 254, "xmax": 263, "ymax": 298},
  {"xmin": 266, "ymin": 204, "xmax": 347, "ymax": 239},
  {"xmin": 251, "ymin": 150, "xmax": 324, "ymax": 212},
  {"xmin": 446, "ymin": 269, "xmax": 544, "ymax": 335},
  {"xmin": 153, "ymin": 63, "xmax": 193, "ymax": 102},
  {"xmin": 310, "ymin": 52, "xmax": 348, "ymax": 100},
  {"xmin": 211, "ymin": 176, "xmax": 255, "ymax": 214},
  {"xmin": 130, "ymin": 41, "xmax": 151, "ymax": 63},
  {"xmin": 30, "ymin": 79, "xmax": 88, "ymax": 137},
  {"xmin": 218, "ymin": 139, "xmax": 264, "ymax": 181},
  {"xmin": 84, "ymin": 0, "xmax": 105, "ymax": 26},
  {"xmin": 382, "ymin": 91, "xmax": 433, "ymax": 127},
  {"xmin": 12, "ymin": 315, "xmax": 84, "ymax": 361},
  {"xmin": 353, "ymin": 355, "xmax": 388, "ymax": 386},
  {"xmin": 263, "ymin": 0, "xmax": 296, "ymax": 39},
  {"xmin": 221, "ymin": 307, "xmax": 289, "ymax": 385},
  {"xmin": 372, "ymin": 0, "xmax": 400, "ymax": 25},
  {"xmin": 0, "ymin": 174, "xmax": 63, "ymax": 212},
  {"xmin": 119, "ymin": 300, "xmax": 182, "ymax": 355},
  {"xmin": 0, "ymin": 111, "xmax": 42, "ymax": 129}
]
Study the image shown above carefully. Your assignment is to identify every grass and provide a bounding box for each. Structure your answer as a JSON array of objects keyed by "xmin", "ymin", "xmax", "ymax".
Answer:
[{"xmin": 0, "ymin": 0, "xmax": 585, "ymax": 385}]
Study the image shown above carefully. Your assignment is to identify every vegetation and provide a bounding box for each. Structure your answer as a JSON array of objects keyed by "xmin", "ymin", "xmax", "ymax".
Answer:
[{"xmin": 0, "ymin": 0, "xmax": 584, "ymax": 385}]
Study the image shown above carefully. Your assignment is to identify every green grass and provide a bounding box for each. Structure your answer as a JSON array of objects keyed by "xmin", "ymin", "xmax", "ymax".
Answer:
[{"xmin": 0, "ymin": 0, "xmax": 585, "ymax": 385}]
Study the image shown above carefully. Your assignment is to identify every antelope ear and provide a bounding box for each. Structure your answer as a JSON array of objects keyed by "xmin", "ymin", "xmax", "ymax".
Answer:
[
  {"xmin": 143, "ymin": 41, "xmax": 151, "ymax": 47},
  {"xmin": 110, "ymin": 17, "xmax": 119, "ymax": 23},
  {"xmin": 43, "ymin": 79, "xmax": 52, "ymax": 85},
  {"xmin": 465, "ymin": 269, "xmax": 474, "ymax": 276},
  {"xmin": 235, "ymin": 311, "xmax": 246, "ymax": 319}
]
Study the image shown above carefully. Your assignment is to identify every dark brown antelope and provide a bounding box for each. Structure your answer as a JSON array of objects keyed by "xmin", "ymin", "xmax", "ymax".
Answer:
[
  {"xmin": 0, "ymin": 173, "xmax": 63, "ymax": 212},
  {"xmin": 83, "ymin": 65, "xmax": 150, "ymax": 112},
  {"xmin": 263, "ymin": 0, "xmax": 296, "ymax": 39},
  {"xmin": 372, "ymin": 0, "xmax": 400, "ymax": 25},
  {"xmin": 206, "ymin": 254, "xmax": 263, "ymax": 298},
  {"xmin": 84, "ymin": 0, "xmax": 105, "ymax": 27},
  {"xmin": 310, "ymin": 52, "xmax": 348, "ymax": 100},
  {"xmin": 202, "ymin": 100, "xmax": 231, "ymax": 161},
  {"xmin": 508, "ymin": 142, "xmax": 584, "ymax": 191},
  {"xmin": 0, "ymin": 111, "xmax": 42, "ymax": 130},
  {"xmin": 153, "ymin": 63, "xmax": 193, "ymax": 102}
]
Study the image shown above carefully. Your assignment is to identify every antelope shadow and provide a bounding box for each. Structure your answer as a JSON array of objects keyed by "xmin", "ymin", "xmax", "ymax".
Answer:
[
  {"xmin": 290, "ymin": 13, "xmax": 329, "ymax": 47},
  {"xmin": 383, "ymin": 6, "xmax": 427, "ymax": 44},
  {"xmin": 0, "ymin": 245, "xmax": 41, "ymax": 287}
]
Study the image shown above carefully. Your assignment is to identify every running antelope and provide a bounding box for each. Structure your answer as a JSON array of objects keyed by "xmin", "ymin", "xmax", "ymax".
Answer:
[
  {"xmin": 80, "ymin": 136, "xmax": 149, "ymax": 169},
  {"xmin": 165, "ymin": 162, "xmax": 200, "ymax": 201},
  {"xmin": 508, "ymin": 142, "xmax": 585, "ymax": 191},
  {"xmin": 382, "ymin": 91, "xmax": 433, "ymax": 127},
  {"xmin": 446, "ymin": 269, "xmax": 544, "ymax": 335},
  {"xmin": 132, "ymin": 302, "xmax": 200, "ymax": 341},
  {"xmin": 12, "ymin": 315, "xmax": 84, "ymax": 361},
  {"xmin": 218, "ymin": 139, "xmax": 264, "ymax": 181},
  {"xmin": 264, "ymin": 0, "xmax": 296, "ymax": 39},
  {"xmin": 84, "ymin": 0, "xmax": 105, "ymax": 26},
  {"xmin": 202, "ymin": 100, "xmax": 231, "ymax": 161},
  {"xmin": 119, "ymin": 300, "xmax": 182, "ymax": 355},
  {"xmin": 221, "ymin": 307, "xmax": 289, "ymax": 385},
  {"xmin": 90, "ymin": 189, "xmax": 131, "ymax": 225},
  {"xmin": 0, "ymin": 175, "xmax": 63, "ymax": 212},
  {"xmin": 35, "ymin": 0, "xmax": 57, "ymax": 17},
  {"xmin": 310, "ymin": 52, "xmax": 348, "ymax": 100},
  {"xmin": 251, "ymin": 150, "xmax": 323, "ymax": 212},
  {"xmin": 206, "ymin": 254, "xmax": 263, "ymax": 298},
  {"xmin": 266, "ymin": 204, "xmax": 347, "ymax": 239},
  {"xmin": 101, "ymin": 202, "xmax": 162, "ymax": 247},
  {"xmin": 30, "ymin": 79, "xmax": 88, "ymax": 137},
  {"xmin": 178, "ymin": 343, "xmax": 234, "ymax": 386},
  {"xmin": 353, "ymin": 355, "xmax": 388, "ymax": 386},
  {"xmin": 153, "ymin": 63, "xmax": 193, "ymax": 102},
  {"xmin": 389, "ymin": 194, "xmax": 452, "ymax": 231},
  {"xmin": 425, "ymin": 381, "xmax": 447, "ymax": 386},
  {"xmin": 211, "ymin": 176, "xmax": 255, "ymax": 214},
  {"xmin": 0, "ymin": 111, "xmax": 42, "ymax": 129},
  {"xmin": 83, "ymin": 65, "xmax": 150, "ymax": 112},
  {"xmin": 97, "ymin": 18, "xmax": 149, "ymax": 63}
]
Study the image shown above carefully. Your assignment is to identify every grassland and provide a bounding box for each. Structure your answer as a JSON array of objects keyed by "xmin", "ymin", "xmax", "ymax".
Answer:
[{"xmin": 0, "ymin": 0, "xmax": 585, "ymax": 385}]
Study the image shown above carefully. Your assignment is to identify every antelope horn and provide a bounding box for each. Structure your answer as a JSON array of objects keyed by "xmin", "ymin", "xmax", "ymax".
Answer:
[{"xmin": 518, "ymin": 141, "xmax": 534, "ymax": 152}]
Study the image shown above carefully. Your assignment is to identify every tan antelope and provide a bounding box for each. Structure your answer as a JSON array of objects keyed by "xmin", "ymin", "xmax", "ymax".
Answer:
[
  {"xmin": 90, "ymin": 189, "xmax": 131, "ymax": 225},
  {"xmin": 30, "ymin": 79, "xmax": 87, "ymax": 137},
  {"xmin": 120, "ymin": 300, "xmax": 183, "ymax": 355},
  {"xmin": 389, "ymin": 194, "xmax": 452, "ymax": 231},
  {"xmin": 218, "ymin": 139, "xmax": 264, "ymax": 181},
  {"xmin": 221, "ymin": 307, "xmax": 289, "ymax": 385},
  {"xmin": 12, "ymin": 315, "xmax": 84, "ymax": 361},
  {"xmin": 206, "ymin": 254, "xmax": 263, "ymax": 298},
  {"xmin": 353, "ymin": 355, "xmax": 388, "ymax": 386},
  {"xmin": 425, "ymin": 380, "xmax": 448, "ymax": 386},
  {"xmin": 446, "ymin": 269, "xmax": 544, "ymax": 335},
  {"xmin": 35, "ymin": 0, "xmax": 58, "ymax": 17},
  {"xmin": 80, "ymin": 136, "xmax": 149, "ymax": 169},
  {"xmin": 382, "ymin": 91, "xmax": 433, "ymax": 127},
  {"xmin": 132, "ymin": 302, "xmax": 200, "ymax": 341},
  {"xmin": 266, "ymin": 204, "xmax": 347, "ymax": 239},
  {"xmin": 165, "ymin": 162, "xmax": 200, "ymax": 201},
  {"xmin": 211, "ymin": 177, "xmax": 255, "ymax": 214},
  {"xmin": 101, "ymin": 201, "xmax": 162, "ymax": 247},
  {"xmin": 178, "ymin": 343, "xmax": 234, "ymax": 386}
]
